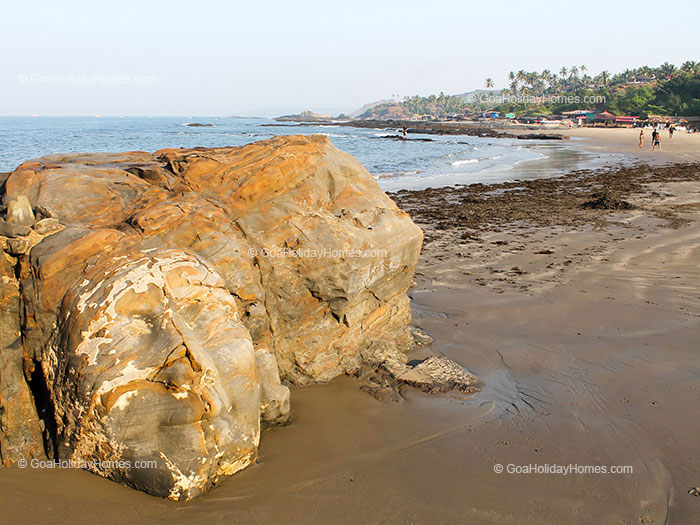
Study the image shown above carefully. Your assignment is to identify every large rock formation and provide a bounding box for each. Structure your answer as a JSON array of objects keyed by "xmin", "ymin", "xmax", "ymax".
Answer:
[{"xmin": 0, "ymin": 135, "xmax": 423, "ymax": 499}]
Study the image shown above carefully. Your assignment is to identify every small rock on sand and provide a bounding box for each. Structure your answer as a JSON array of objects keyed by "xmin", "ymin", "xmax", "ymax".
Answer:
[
  {"xmin": 398, "ymin": 356, "xmax": 481, "ymax": 394},
  {"xmin": 410, "ymin": 326, "xmax": 434, "ymax": 347}
]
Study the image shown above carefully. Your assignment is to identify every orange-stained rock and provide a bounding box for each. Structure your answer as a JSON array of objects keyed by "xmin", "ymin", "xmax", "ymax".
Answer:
[
  {"xmin": 0, "ymin": 251, "xmax": 45, "ymax": 464},
  {"xmin": 0, "ymin": 135, "xmax": 423, "ymax": 499}
]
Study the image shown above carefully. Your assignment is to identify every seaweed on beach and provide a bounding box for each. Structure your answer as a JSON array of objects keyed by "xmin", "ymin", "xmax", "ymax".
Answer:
[
  {"xmin": 581, "ymin": 192, "xmax": 634, "ymax": 210},
  {"xmin": 389, "ymin": 163, "xmax": 700, "ymax": 240}
]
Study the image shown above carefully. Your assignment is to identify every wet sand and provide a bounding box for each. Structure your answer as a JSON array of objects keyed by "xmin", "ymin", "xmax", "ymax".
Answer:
[{"xmin": 2, "ymin": 159, "xmax": 700, "ymax": 523}]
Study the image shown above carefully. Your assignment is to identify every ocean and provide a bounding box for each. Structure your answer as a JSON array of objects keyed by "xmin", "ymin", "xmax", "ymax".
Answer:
[{"xmin": 0, "ymin": 116, "xmax": 624, "ymax": 191}]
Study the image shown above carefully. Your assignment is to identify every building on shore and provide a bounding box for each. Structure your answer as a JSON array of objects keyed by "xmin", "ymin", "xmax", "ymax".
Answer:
[
  {"xmin": 561, "ymin": 109, "xmax": 595, "ymax": 125},
  {"xmin": 595, "ymin": 110, "xmax": 616, "ymax": 125},
  {"xmin": 614, "ymin": 116, "xmax": 639, "ymax": 127}
]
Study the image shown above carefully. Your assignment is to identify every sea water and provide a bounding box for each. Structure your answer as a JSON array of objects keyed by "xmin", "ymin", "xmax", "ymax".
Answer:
[{"xmin": 0, "ymin": 116, "xmax": 624, "ymax": 191}]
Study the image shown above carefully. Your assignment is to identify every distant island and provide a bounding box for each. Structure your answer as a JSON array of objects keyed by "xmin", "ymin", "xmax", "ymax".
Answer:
[{"xmin": 275, "ymin": 110, "xmax": 336, "ymax": 122}]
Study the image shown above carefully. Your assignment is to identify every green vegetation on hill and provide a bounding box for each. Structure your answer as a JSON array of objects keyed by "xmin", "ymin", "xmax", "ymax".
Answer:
[
  {"xmin": 391, "ymin": 61, "xmax": 700, "ymax": 119},
  {"xmin": 401, "ymin": 93, "xmax": 468, "ymax": 116}
]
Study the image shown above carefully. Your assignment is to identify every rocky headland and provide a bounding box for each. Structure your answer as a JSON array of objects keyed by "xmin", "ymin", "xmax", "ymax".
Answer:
[
  {"xmin": 335, "ymin": 119, "xmax": 568, "ymax": 139},
  {"xmin": 271, "ymin": 117, "xmax": 568, "ymax": 140},
  {"xmin": 274, "ymin": 110, "xmax": 334, "ymax": 123}
]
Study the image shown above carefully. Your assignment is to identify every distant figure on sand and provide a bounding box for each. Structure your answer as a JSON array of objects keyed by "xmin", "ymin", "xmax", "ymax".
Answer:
[
  {"xmin": 402, "ymin": 127, "xmax": 408, "ymax": 140},
  {"xmin": 652, "ymin": 130, "xmax": 661, "ymax": 151},
  {"xmin": 638, "ymin": 128, "xmax": 644, "ymax": 148},
  {"xmin": 669, "ymin": 126, "xmax": 675, "ymax": 139}
]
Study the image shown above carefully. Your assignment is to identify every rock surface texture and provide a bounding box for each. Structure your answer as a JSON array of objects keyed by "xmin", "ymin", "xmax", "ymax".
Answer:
[{"xmin": 0, "ymin": 135, "xmax": 423, "ymax": 499}]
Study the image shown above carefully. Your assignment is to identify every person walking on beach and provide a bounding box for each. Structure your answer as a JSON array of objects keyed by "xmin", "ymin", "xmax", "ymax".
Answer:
[
  {"xmin": 401, "ymin": 127, "xmax": 408, "ymax": 140},
  {"xmin": 669, "ymin": 126, "xmax": 675, "ymax": 139},
  {"xmin": 638, "ymin": 128, "xmax": 645, "ymax": 148},
  {"xmin": 652, "ymin": 129, "xmax": 661, "ymax": 151}
]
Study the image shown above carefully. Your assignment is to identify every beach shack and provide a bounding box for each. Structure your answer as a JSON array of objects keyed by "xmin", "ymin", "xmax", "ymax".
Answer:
[
  {"xmin": 595, "ymin": 110, "xmax": 616, "ymax": 126},
  {"xmin": 482, "ymin": 111, "xmax": 500, "ymax": 119},
  {"xmin": 561, "ymin": 110, "xmax": 593, "ymax": 119},
  {"xmin": 644, "ymin": 115, "xmax": 692, "ymax": 128},
  {"xmin": 561, "ymin": 109, "xmax": 595, "ymax": 126},
  {"xmin": 614, "ymin": 116, "xmax": 639, "ymax": 128}
]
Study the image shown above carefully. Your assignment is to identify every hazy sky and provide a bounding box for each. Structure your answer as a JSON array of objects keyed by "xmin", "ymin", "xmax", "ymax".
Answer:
[{"xmin": 1, "ymin": 0, "xmax": 697, "ymax": 116}]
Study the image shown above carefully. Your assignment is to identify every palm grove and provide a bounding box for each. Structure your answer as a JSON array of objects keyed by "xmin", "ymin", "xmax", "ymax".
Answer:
[{"xmin": 399, "ymin": 61, "xmax": 700, "ymax": 118}]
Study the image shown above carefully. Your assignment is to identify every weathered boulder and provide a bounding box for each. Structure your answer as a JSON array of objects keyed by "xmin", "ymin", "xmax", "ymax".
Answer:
[
  {"xmin": 52, "ymin": 251, "xmax": 261, "ymax": 500},
  {"xmin": 0, "ymin": 135, "xmax": 423, "ymax": 498}
]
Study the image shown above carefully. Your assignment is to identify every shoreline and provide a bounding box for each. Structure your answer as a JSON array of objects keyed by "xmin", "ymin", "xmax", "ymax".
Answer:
[
  {"xmin": 280, "ymin": 118, "xmax": 700, "ymax": 160},
  {"xmin": 269, "ymin": 118, "xmax": 566, "ymax": 139},
  {"xmin": 272, "ymin": 119, "xmax": 700, "ymax": 191},
  {"xmin": 2, "ymin": 160, "xmax": 699, "ymax": 522}
]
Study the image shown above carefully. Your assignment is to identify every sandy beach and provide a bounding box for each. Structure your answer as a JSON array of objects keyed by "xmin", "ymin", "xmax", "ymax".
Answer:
[
  {"xmin": 539, "ymin": 126, "xmax": 700, "ymax": 163},
  {"xmin": 1, "ymin": 129, "xmax": 699, "ymax": 523}
]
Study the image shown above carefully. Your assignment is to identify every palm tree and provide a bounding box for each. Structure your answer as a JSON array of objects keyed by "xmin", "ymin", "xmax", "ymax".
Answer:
[
  {"xmin": 558, "ymin": 67, "xmax": 567, "ymax": 90},
  {"xmin": 507, "ymin": 72, "xmax": 517, "ymax": 93},
  {"xmin": 528, "ymin": 72, "xmax": 544, "ymax": 95},
  {"xmin": 541, "ymin": 69, "xmax": 552, "ymax": 89},
  {"xmin": 485, "ymin": 78, "xmax": 494, "ymax": 89},
  {"xmin": 658, "ymin": 62, "xmax": 677, "ymax": 78},
  {"xmin": 638, "ymin": 66, "xmax": 654, "ymax": 81},
  {"xmin": 570, "ymin": 65, "xmax": 579, "ymax": 86},
  {"xmin": 681, "ymin": 60, "xmax": 699, "ymax": 74},
  {"xmin": 581, "ymin": 65, "xmax": 591, "ymax": 87}
]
